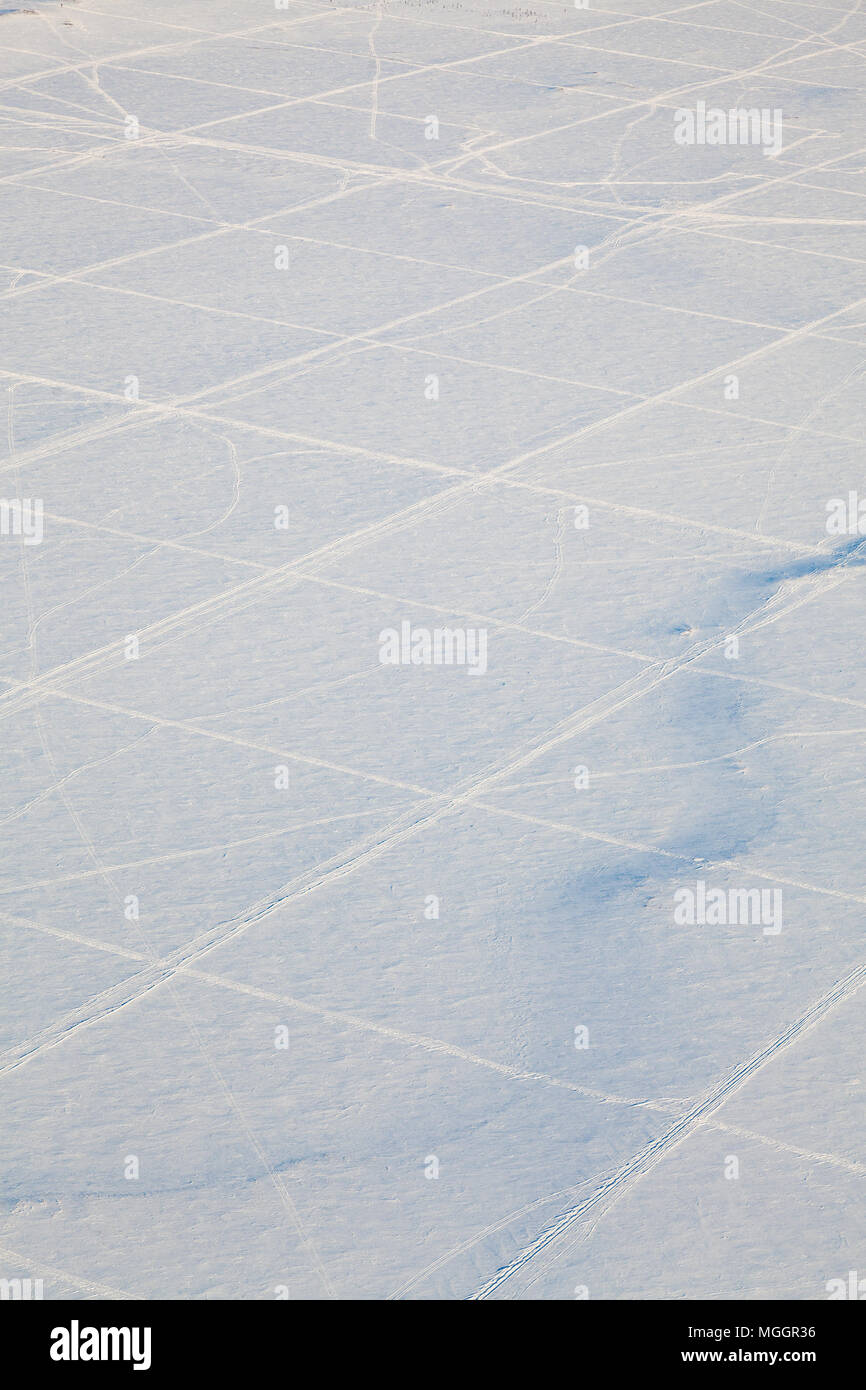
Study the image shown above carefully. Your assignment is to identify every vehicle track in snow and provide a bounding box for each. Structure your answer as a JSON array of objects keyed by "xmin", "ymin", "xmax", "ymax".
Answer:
[{"xmin": 471, "ymin": 949, "xmax": 866, "ymax": 1298}]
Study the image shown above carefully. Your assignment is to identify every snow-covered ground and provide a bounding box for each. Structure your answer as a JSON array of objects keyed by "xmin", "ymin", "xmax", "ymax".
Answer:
[{"xmin": 1, "ymin": 0, "xmax": 865, "ymax": 1301}]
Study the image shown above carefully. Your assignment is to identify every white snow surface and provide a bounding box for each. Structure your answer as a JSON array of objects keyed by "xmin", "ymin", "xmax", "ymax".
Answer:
[{"xmin": 1, "ymin": 0, "xmax": 865, "ymax": 1300}]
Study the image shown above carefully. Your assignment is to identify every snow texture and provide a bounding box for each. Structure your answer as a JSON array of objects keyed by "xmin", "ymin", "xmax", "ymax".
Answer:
[{"xmin": 0, "ymin": 0, "xmax": 865, "ymax": 1301}]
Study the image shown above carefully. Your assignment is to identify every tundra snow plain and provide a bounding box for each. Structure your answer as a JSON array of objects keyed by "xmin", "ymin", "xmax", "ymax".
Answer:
[{"xmin": 0, "ymin": 0, "xmax": 865, "ymax": 1301}]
